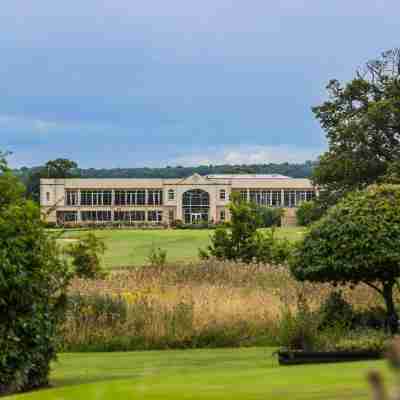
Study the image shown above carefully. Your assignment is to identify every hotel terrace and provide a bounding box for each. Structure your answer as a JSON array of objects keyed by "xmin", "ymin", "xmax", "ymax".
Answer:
[{"xmin": 40, "ymin": 174, "xmax": 316, "ymax": 226}]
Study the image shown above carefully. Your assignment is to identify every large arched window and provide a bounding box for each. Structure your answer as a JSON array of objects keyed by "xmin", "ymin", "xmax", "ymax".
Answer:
[{"xmin": 182, "ymin": 189, "xmax": 210, "ymax": 224}]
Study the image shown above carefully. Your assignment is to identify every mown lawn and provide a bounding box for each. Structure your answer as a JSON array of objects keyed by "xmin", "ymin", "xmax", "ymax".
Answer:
[
  {"xmin": 6, "ymin": 347, "xmax": 389, "ymax": 400},
  {"xmin": 59, "ymin": 227, "xmax": 306, "ymax": 268}
]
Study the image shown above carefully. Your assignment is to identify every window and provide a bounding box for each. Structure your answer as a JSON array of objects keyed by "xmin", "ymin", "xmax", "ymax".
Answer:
[
  {"xmin": 81, "ymin": 210, "xmax": 112, "ymax": 222},
  {"xmin": 80, "ymin": 191, "xmax": 112, "ymax": 206},
  {"xmin": 46, "ymin": 192, "xmax": 50, "ymax": 202},
  {"xmin": 148, "ymin": 189, "xmax": 163, "ymax": 205},
  {"xmin": 168, "ymin": 189, "xmax": 175, "ymax": 201},
  {"xmin": 114, "ymin": 211, "xmax": 145, "ymax": 222},
  {"xmin": 57, "ymin": 211, "xmax": 78, "ymax": 224},
  {"xmin": 182, "ymin": 189, "xmax": 210, "ymax": 224},
  {"xmin": 66, "ymin": 190, "xmax": 78, "ymax": 206},
  {"xmin": 219, "ymin": 189, "xmax": 226, "ymax": 200},
  {"xmin": 284, "ymin": 191, "xmax": 296, "ymax": 208},
  {"xmin": 239, "ymin": 190, "xmax": 248, "ymax": 202},
  {"xmin": 148, "ymin": 210, "xmax": 163, "ymax": 222},
  {"xmin": 220, "ymin": 210, "xmax": 225, "ymax": 222},
  {"xmin": 249, "ymin": 190, "xmax": 271, "ymax": 206},
  {"xmin": 295, "ymin": 190, "xmax": 315, "ymax": 206},
  {"xmin": 271, "ymin": 191, "xmax": 281, "ymax": 207}
]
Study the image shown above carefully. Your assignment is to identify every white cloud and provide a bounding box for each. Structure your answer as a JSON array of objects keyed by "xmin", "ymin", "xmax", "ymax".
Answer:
[{"xmin": 167, "ymin": 145, "xmax": 323, "ymax": 166}]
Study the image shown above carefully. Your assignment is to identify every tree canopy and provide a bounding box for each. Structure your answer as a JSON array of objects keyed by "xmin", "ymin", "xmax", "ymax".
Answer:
[
  {"xmin": 312, "ymin": 49, "xmax": 400, "ymax": 207},
  {"xmin": 290, "ymin": 184, "xmax": 400, "ymax": 333}
]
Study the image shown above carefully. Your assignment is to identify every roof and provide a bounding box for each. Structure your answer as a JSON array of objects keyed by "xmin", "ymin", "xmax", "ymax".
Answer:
[
  {"xmin": 206, "ymin": 174, "xmax": 292, "ymax": 180},
  {"xmin": 40, "ymin": 174, "xmax": 313, "ymax": 189}
]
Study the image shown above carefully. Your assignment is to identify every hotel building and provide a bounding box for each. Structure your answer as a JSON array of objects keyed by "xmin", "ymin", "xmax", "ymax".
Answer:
[{"xmin": 40, "ymin": 174, "xmax": 315, "ymax": 226}]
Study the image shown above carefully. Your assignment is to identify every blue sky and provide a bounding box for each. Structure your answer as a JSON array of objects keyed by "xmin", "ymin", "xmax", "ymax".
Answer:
[{"xmin": 1, "ymin": 1, "xmax": 399, "ymax": 168}]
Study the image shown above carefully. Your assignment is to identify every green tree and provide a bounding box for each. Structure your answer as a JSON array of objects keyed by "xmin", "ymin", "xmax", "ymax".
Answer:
[
  {"xmin": 44, "ymin": 158, "xmax": 78, "ymax": 179},
  {"xmin": 66, "ymin": 233, "xmax": 107, "ymax": 279},
  {"xmin": 0, "ymin": 154, "xmax": 71, "ymax": 394},
  {"xmin": 312, "ymin": 49, "xmax": 400, "ymax": 209},
  {"xmin": 290, "ymin": 184, "xmax": 400, "ymax": 334},
  {"xmin": 201, "ymin": 193, "xmax": 261, "ymax": 263},
  {"xmin": 201, "ymin": 194, "xmax": 291, "ymax": 264}
]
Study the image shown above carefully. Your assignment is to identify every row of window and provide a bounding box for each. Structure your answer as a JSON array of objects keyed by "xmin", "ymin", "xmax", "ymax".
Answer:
[
  {"xmin": 236, "ymin": 190, "xmax": 315, "ymax": 208},
  {"xmin": 57, "ymin": 210, "xmax": 163, "ymax": 223},
  {"xmin": 63, "ymin": 189, "xmax": 315, "ymax": 208},
  {"xmin": 66, "ymin": 190, "xmax": 164, "ymax": 206}
]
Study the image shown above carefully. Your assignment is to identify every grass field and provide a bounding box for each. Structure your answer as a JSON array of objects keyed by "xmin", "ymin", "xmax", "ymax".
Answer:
[
  {"xmin": 6, "ymin": 348, "xmax": 389, "ymax": 400},
  {"xmin": 60, "ymin": 227, "xmax": 306, "ymax": 267}
]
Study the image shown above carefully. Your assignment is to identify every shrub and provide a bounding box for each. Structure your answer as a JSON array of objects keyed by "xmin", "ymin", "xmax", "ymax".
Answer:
[
  {"xmin": 275, "ymin": 292, "xmax": 321, "ymax": 351},
  {"xmin": 147, "ymin": 246, "xmax": 167, "ymax": 266},
  {"xmin": 66, "ymin": 233, "xmax": 107, "ymax": 279},
  {"xmin": 296, "ymin": 200, "xmax": 323, "ymax": 226},
  {"xmin": 0, "ymin": 157, "xmax": 71, "ymax": 394},
  {"xmin": 255, "ymin": 206, "xmax": 284, "ymax": 227},
  {"xmin": 318, "ymin": 291, "xmax": 354, "ymax": 329}
]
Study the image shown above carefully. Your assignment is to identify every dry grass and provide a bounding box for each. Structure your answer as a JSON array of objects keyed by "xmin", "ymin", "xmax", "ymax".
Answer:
[{"xmin": 62, "ymin": 260, "xmax": 387, "ymax": 351}]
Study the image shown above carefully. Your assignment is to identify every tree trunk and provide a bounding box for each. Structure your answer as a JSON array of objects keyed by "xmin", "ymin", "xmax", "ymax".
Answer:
[{"xmin": 383, "ymin": 282, "xmax": 398, "ymax": 334}]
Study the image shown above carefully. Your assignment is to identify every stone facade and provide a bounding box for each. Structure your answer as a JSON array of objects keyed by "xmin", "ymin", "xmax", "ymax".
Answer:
[{"xmin": 40, "ymin": 174, "xmax": 315, "ymax": 226}]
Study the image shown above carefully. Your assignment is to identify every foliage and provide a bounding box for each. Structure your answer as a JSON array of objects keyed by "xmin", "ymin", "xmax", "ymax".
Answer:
[
  {"xmin": 296, "ymin": 200, "xmax": 324, "ymax": 226},
  {"xmin": 0, "ymin": 153, "xmax": 25, "ymax": 209},
  {"xmin": 0, "ymin": 154, "xmax": 71, "ymax": 395},
  {"xmin": 44, "ymin": 158, "xmax": 78, "ymax": 179},
  {"xmin": 147, "ymin": 246, "xmax": 168, "ymax": 267},
  {"xmin": 290, "ymin": 184, "xmax": 400, "ymax": 333},
  {"xmin": 318, "ymin": 291, "xmax": 354, "ymax": 329},
  {"xmin": 330, "ymin": 329, "xmax": 390, "ymax": 353},
  {"xmin": 201, "ymin": 194, "xmax": 261, "ymax": 262},
  {"xmin": 66, "ymin": 233, "xmax": 107, "ymax": 279},
  {"xmin": 255, "ymin": 206, "xmax": 284, "ymax": 227},
  {"xmin": 15, "ymin": 158, "xmax": 79, "ymax": 203},
  {"xmin": 275, "ymin": 292, "xmax": 321, "ymax": 351},
  {"xmin": 201, "ymin": 194, "xmax": 292, "ymax": 264},
  {"xmin": 312, "ymin": 49, "xmax": 400, "ymax": 209}
]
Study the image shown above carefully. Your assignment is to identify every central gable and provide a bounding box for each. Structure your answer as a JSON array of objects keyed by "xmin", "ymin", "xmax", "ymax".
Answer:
[{"xmin": 176, "ymin": 173, "xmax": 209, "ymax": 185}]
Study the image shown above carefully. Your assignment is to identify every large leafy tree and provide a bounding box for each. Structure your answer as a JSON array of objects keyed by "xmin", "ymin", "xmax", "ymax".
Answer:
[
  {"xmin": 0, "ymin": 153, "xmax": 71, "ymax": 394},
  {"xmin": 44, "ymin": 158, "xmax": 78, "ymax": 179},
  {"xmin": 290, "ymin": 185, "xmax": 400, "ymax": 334},
  {"xmin": 312, "ymin": 49, "xmax": 400, "ymax": 208},
  {"xmin": 18, "ymin": 158, "xmax": 79, "ymax": 203}
]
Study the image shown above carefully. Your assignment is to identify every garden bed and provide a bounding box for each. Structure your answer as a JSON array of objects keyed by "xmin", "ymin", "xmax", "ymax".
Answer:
[{"xmin": 278, "ymin": 350, "xmax": 382, "ymax": 365}]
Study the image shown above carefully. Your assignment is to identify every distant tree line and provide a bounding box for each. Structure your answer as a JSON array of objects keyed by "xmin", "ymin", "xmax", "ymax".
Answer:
[{"xmin": 13, "ymin": 161, "xmax": 315, "ymax": 203}]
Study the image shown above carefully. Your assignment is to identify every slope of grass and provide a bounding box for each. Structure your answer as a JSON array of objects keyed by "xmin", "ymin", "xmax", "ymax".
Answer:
[
  {"xmin": 7, "ymin": 347, "xmax": 389, "ymax": 400},
  {"xmin": 60, "ymin": 227, "xmax": 306, "ymax": 268}
]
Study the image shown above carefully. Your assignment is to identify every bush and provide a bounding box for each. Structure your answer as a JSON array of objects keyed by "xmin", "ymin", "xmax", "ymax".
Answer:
[
  {"xmin": 0, "ymin": 155, "xmax": 71, "ymax": 395},
  {"xmin": 255, "ymin": 206, "xmax": 284, "ymax": 227},
  {"xmin": 0, "ymin": 201, "xmax": 70, "ymax": 394},
  {"xmin": 147, "ymin": 246, "xmax": 168, "ymax": 266},
  {"xmin": 275, "ymin": 293, "xmax": 321, "ymax": 351},
  {"xmin": 296, "ymin": 200, "xmax": 324, "ymax": 226},
  {"xmin": 66, "ymin": 233, "xmax": 107, "ymax": 279},
  {"xmin": 318, "ymin": 291, "xmax": 354, "ymax": 329}
]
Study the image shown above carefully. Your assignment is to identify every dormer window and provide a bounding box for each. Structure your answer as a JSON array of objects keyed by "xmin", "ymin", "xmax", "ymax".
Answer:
[
  {"xmin": 219, "ymin": 189, "xmax": 226, "ymax": 200},
  {"xmin": 168, "ymin": 189, "xmax": 175, "ymax": 201}
]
